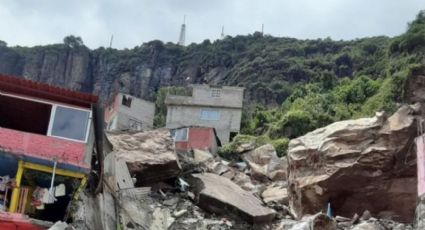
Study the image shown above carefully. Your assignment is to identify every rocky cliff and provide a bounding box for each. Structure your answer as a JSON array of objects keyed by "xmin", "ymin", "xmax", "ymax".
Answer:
[{"xmin": 0, "ymin": 34, "xmax": 391, "ymax": 107}]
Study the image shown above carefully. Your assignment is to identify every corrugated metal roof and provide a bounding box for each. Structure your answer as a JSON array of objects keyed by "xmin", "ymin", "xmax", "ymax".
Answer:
[{"xmin": 0, "ymin": 74, "xmax": 98, "ymax": 108}]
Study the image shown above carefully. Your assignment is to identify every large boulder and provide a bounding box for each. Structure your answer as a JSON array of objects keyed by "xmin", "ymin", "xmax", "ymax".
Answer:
[
  {"xmin": 287, "ymin": 105, "xmax": 420, "ymax": 222},
  {"xmin": 189, "ymin": 173, "xmax": 276, "ymax": 224},
  {"xmin": 243, "ymin": 144, "xmax": 287, "ymax": 181},
  {"xmin": 107, "ymin": 129, "xmax": 181, "ymax": 185}
]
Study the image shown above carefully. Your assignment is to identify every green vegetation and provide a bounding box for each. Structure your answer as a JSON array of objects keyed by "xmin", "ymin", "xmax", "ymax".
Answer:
[{"xmin": 219, "ymin": 10, "xmax": 425, "ymax": 158}]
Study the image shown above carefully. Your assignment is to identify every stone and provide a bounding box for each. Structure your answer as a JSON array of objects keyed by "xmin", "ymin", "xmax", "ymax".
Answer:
[
  {"xmin": 288, "ymin": 105, "xmax": 419, "ymax": 222},
  {"xmin": 261, "ymin": 186, "xmax": 288, "ymax": 204},
  {"xmin": 416, "ymin": 194, "xmax": 425, "ymax": 229},
  {"xmin": 173, "ymin": 209, "xmax": 188, "ymax": 218},
  {"xmin": 361, "ymin": 210, "xmax": 371, "ymax": 221},
  {"xmin": 107, "ymin": 129, "xmax": 182, "ymax": 185},
  {"xmin": 351, "ymin": 213, "xmax": 360, "ymax": 225},
  {"xmin": 151, "ymin": 207, "xmax": 175, "ymax": 230},
  {"xmin": 243, "ymin": 144, "xmax": 287, "ymax": 181},
  {"xmin": 189, "ymin": 173, "xmax": 276, "ymax": 224},
  {"xmin": 235, "ymin": 142, "xmax": 256, "ymax": 154},
  {"xmin": 193, "ymin": 149, "xmax": 213, "ymax": 163},
  {"xmin": 352, "ymin": 222, "xmax": 384, "ymax": 230},
  {"xmin": 288, "ymin": 213, "xmax": 336, "ymax": 230},
  {"xmin": 335, "ymin": 215, "xmax": 351, "ymax": 222}
]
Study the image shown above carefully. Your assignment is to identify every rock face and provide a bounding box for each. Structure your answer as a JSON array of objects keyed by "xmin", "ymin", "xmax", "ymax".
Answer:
[
  {"xmin": 243, "ymin": 144, "xmax": 287, "ymax": 181},
  {"xmin": 189, "ymin": 173, "xmax": 276, "ymax": 224},
  {"xmin": 0, "ymin": 44, "xmax": 284, "ymax": 106},
  {"xmin": 287, "ymin": 105, "xmax": 420, "ymax": 222},
  {"xmin": 107, "ymin": 129, "xmax": 181, "ymax": 185}
]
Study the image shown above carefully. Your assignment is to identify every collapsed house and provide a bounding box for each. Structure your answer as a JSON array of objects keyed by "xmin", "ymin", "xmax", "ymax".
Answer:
[
  {"xmin": 104, "ymin": 93, "xmax": 155, "ymax": 131},
  {"xmin": 0, "ymin": 74, "xmax": 98, "ymax": 229}
]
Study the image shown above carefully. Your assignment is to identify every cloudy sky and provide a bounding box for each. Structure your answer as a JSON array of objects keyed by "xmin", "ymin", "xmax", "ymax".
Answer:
[{"xmin": 0, "ymin": 0, "xmax": 423, "ymax": 49}]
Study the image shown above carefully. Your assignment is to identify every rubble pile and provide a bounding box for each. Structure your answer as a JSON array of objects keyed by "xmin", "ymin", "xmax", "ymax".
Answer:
[{"xmin": 99, "ymin": 115, "xmax": 419, "ymax": 229}]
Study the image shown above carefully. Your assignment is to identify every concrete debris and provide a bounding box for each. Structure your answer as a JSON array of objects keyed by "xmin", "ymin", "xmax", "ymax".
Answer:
[
  {"xmin": 107, "ymin": 129, "xmax": 182, "ymax": 185},
  {"xmin": 288, "ymin": 105, "xmax": 420, "ymax": 222},
  {"xmin": 189, "ymin": 173, "xmax": 276, "ymax": 224},
  {"xmin": 242, "ymin": 144, "xmax": 287, "ymax": 181},
  {"xmin": 48, "ymin": 221, "xmax": 69, "ymax": 230}
]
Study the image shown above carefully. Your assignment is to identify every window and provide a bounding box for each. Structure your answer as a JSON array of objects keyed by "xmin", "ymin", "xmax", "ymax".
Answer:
[
  {"xmin": 122, "ymin": 95, "xmax": 132, "ymax": 107},
  {"xmin": 129, "ymin": 119, "xmax": 143, "ymax": 131},
  {"xmin": 200, "ymin": 109, "xmax": 220, "ymax": 121},
  {"xmin": 211, "ymin": 89, "xmax": 221, "ymax": 98},
  {"xmin": 173, "ymin": 128, "xmax": 188, "ymax": 141},
  {"xmin": 50, "ymin": 106, "xmax": 90, "ymax": 142}
]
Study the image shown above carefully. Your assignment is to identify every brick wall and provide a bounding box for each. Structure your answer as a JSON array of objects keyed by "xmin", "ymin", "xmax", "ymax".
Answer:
[{"xmin": 0, "ymin": 127, "xmax": 88, "ymax": 169}]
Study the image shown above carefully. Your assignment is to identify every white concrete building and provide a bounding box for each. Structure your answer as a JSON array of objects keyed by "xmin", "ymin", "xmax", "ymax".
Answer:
[
  {"xmin": 105, "ymin": 93, "xmax": 155, "ymax": 131},
  {"xmin": 165, "ymin": 85, "xmax": 244, "ymax": 144}
]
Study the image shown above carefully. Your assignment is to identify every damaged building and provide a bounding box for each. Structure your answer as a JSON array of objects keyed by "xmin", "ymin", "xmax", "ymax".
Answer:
[
  {"xmin": 104, "ymin": 93, "xmax": 155, "ymax": 131},
  {"xmin": 0, "ymin": 74, "xmax": 98, "ymax": 229},
  {"xmin": 165, "ymin": 85, "xmax": 244, "ymax": 144}
]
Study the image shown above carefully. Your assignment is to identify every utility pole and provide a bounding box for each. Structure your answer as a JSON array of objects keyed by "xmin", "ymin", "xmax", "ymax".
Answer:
[
  {"xmin": 261, "ymin": 24, "xmax": 264, "ymax": 36},
  {"xmin": 178, "ymin": 15, "xmax": 186, "ymax": 46}
]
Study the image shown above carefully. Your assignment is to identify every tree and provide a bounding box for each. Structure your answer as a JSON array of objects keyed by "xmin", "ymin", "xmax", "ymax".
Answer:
[
  {"xmin": 0, "ymin": 40, "xmax": 7, "ymax": 47},
  {"xmin": 63, "ymin": 35, "xmax": 84, "ymax": 48}
]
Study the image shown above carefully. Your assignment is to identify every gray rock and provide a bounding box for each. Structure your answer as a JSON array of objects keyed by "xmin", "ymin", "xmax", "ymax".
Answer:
[
  {"xmin": 288, "ymin": 105, "xmax": 418, "ymax": 222},
  {"xmin": 243, "ymin": 144, "xmax": 287, "ymax": 181},
  {"xmin": 108, "ymin": 129, "xmax": 182, "ymax": 185},
  {"xmin": 352, "ymin": 222, "xmax": 384, "ymax": 230},
  {"xmin": 189, "ymin": 173, "xmax": 276, "ymax": 224}
]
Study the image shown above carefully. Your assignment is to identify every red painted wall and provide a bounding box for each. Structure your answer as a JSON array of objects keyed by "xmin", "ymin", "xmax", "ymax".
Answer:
[
  {"xmin": 175, "ymin": 127, "xmax": 215, "ymax": 152},
  {"xmin": 0, "ymin": 212, "xmax": 45, "ymax": 230},
  {"xmin": 0, "ymin": 127, "xmax": 88, "ymax": 169}
]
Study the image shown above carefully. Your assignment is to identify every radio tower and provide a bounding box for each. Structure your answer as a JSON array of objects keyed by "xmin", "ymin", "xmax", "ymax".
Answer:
[
  {"xmin": 221, "ymin": 26, "xmax": 225, "ymax": 39},
  {"xmin": 178, "ymin": 15, "xmax": 186, "ymax": 46}
]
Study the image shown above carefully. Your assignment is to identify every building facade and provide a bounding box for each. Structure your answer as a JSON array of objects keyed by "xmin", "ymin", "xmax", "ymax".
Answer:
[
  {"xmin": 0, "ymin": 74, "xmax": 97, "ymax": 228},
  {"xmin": 165, "ymin": 85, "xmax": 244, "ymax": 144},
  {"xmin": 104, "ymin": 93, "xmax": 155, "ymax": 131}
]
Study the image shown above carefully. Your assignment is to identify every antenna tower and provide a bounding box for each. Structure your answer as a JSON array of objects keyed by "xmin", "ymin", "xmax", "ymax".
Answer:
[
  {"xmin": 109, "ymin": 35, "xmax": 114, "ymax": 48},
  {"xmin": 221, "ymin": 26, "xmax": 225, "ymax": 39},
  {"xmin": 178, "ymin": 15, "xmax": 186, "ymax": 46}
]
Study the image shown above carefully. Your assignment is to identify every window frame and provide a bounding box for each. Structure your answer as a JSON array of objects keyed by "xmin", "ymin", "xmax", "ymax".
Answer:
[
  {"xmin": 173, "ymin": 128, "xmax": 189, "ymax": 141},
  {"xmin": 200, "ymin": 109, "xmax": 220, "ymax": 121},
  {"xmin": 0, "ymin": 91, "xmax": 92, "ymax": 143},
  {"xmin": 47, "ymin": 104, "xmax": 92, "ymax": 143}
]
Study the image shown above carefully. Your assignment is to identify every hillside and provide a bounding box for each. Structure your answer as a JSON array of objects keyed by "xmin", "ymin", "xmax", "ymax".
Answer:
[{"xmin": 0, "ymin": 11, "xmax": 424, "ymax": 150}]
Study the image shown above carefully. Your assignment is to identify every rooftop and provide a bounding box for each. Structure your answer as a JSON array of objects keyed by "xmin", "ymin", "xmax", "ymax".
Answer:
[{"xmin": 0, "ymin": 74, "xmax": 98, "ymax": 108}]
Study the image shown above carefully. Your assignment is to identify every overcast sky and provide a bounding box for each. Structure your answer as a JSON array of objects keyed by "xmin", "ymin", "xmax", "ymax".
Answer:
[{"xmin": 0, "ymin": 0, "xmax": 423, "ymax": 49}]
